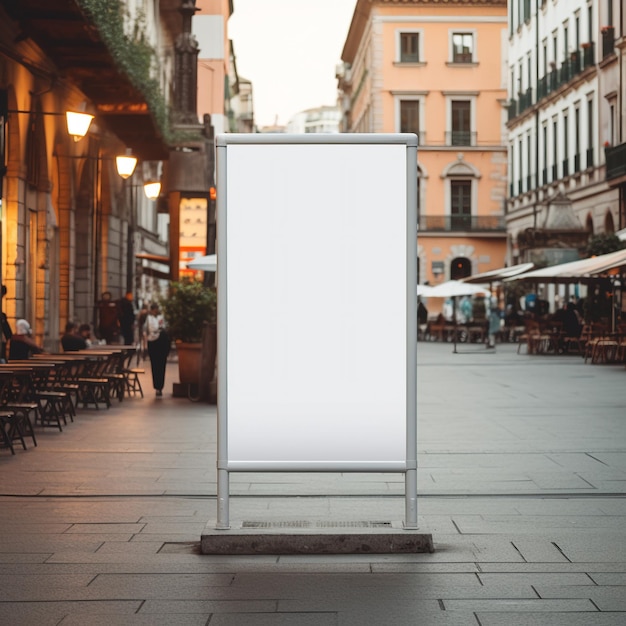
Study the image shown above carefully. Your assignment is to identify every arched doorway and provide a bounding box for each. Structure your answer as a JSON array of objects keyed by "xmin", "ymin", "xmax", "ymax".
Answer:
[{"xmin": 451, "ymin": 257, "xmax": 471, "ymax": 280}]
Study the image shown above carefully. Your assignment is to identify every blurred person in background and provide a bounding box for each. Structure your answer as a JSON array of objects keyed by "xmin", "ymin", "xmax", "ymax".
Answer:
[{"xmin": 9, "ymin": 319, "xmax": 44, "ymax": 360}]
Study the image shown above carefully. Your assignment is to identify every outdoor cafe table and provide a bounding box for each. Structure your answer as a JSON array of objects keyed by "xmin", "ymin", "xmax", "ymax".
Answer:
[{"xmin": 0, "ymin": 361, "xmax": 68, "ymax": 431}]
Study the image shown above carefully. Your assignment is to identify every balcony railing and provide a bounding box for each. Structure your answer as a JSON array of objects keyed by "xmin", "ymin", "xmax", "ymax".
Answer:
[
  {"xmin": 419, "ymin": 215, "xmax": 506, "ymax": 232},
  {"xmin": 582, "ymin": 42, "xmax": 595, "ymax": 67},
  {"xmin": 519, "ymin": 88, "xmax": 533, "ymax": 113},
  {"xmin": 511, "ymin": 44, "xmax": 596, "ymax": 121},
  {"xmin": 445, "ymin": 131, "xmax": 476, "ymax": 147},
  {"xmin": 602, "ymin": 27, "xmax": 615, "ymax": 59},
  {"xmin": 507, "ymin": 99, "xmax": 518, "ymax": 121},
  {"xmin": 606, "ymin": 143, "xmax": 626, "ymax": 181}
]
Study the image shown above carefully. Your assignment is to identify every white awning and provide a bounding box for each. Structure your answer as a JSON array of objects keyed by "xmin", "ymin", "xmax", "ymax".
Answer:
[
  {"xmin": 462, "ymin": 262, "xmax": 534, "ymax": 284},
  {"xmin": 504, "ymin": 249, "xmax": 626, "ymax": 283}
]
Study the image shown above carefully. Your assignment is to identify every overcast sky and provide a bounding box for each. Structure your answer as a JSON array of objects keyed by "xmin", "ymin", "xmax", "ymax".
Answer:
[{"xmin": 228, "ymin": 0, "xmax": 357, "ymax": 128}]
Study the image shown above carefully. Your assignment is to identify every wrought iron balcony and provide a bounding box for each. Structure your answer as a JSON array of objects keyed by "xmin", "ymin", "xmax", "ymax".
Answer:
[
  {"xmin": 605, "ymin": 143, "xmax": 626, "ymax": 181},
  {"xmin": 507, "ymin": 99, "xmax": 518, "ymax": 121},
  {"xmin": 418, "ymin": 215, "xmax": 505, "ymax": 232},
  {"xmin": 512, "ymin": 44, "xmax": 596, "ymax": 122},
  {"xmin": 602, "ymin": 27, "xmax": 615, "ymax": 58},
  {"xmin": 445, "ymin": 131, "xmax": 476, "ymax": 147},
  {"xmin": 582, "ymin": 42, "xmax": 595, "ymax": 68}
]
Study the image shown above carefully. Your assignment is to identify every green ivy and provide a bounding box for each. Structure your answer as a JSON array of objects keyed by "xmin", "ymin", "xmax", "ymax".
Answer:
[{"xmin": 76, "ymin": 0, "xmax": 171, "ymax": 142}]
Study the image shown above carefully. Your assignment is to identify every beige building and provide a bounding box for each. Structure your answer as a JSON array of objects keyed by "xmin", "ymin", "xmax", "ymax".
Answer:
[
  {"xmin": 0, "ymin": 0, "xmax": 181, "ymax": 349},
  {"xmin": 196, "ymin": 0, "xmax": 233, "ymax": 135},
  {"xmin": 338, "ymin": 0, "xmax": 509, "ymax": 288}
]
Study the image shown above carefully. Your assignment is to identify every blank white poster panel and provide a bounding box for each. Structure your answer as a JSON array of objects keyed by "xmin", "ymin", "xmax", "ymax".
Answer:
[{"xmin": 225, "ymin": 141, "xmax": 408, "ymax": 467}]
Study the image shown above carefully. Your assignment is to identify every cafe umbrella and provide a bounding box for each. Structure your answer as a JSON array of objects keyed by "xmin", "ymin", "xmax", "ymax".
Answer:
[
  {"xmin": 187, "ymin": 254, "xmax": 217, "ymax": 272},
  {"xmin": 427, "ymin": 280, "xmax": 491, "ymax": 353}
]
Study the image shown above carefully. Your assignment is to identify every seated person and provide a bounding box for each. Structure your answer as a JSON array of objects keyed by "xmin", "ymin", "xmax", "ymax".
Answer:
[
  {"xmin": 61, "ymin": 321, "xmax": 87, "ymax": 351},
  {"xmin": 8, "ymin": 319, "xmax": 45, "ymax": 360},
  {"xmin": 563, "ymin": 302, "xmax": 583, "ymax": 338},
  {"xmin": 78, "ymin": 323, "xmax": 93, "ymax": 348}
]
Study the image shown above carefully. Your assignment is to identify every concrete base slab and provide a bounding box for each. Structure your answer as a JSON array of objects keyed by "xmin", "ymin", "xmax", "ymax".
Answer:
[{"xmin": 200, "ymin": 520, "xmax": 434, "ymax": 554}]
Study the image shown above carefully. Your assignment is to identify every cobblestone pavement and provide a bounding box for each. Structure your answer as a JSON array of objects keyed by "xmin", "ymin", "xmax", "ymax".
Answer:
[{"xmin": 1, "ymin": 343, "xmax": 626, "ymax": 625}]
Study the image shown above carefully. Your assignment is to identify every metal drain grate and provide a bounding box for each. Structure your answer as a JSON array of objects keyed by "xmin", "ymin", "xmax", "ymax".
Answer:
[{"xmin": 241, "ymin": 521, "xmax": 392, "ymax": 529}]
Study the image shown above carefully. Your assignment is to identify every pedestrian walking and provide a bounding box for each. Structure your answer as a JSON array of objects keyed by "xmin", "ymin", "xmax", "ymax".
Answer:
[
  {"xmin": 144, "ymin": 303, "xmax": 170, "ymax": 397},
  {"xmin": 487, "ymin": 299, "xmax": 501, "ymax": 349},
  {"xmin": 118, "ymin": 291, "xmax": 136, "ymax": 346},
  {"xmin": 98, "ymin": 291, "xmax": 120, "ymax": 344}
]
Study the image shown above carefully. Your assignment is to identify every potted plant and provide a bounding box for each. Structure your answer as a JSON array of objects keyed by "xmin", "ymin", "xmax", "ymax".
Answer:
[{"xmin": 160, "ymin": 278, "xmax": 217, "ymax": 392}]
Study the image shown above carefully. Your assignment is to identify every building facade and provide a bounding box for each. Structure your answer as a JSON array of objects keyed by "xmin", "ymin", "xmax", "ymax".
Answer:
[
  {"xmin": 603, "ymin": 1, "xmax": 626, "ymax": 220},
  {"xmin": 196, "ymin": 0, "xmax": 233, "ymax": 135},
  {"xmin": 338, "ymin": 0, "xmax": 509, "ymax": 287},
  {"xmin": 0, "ymin": 0, "xmax": 195, "ymax": 349},
  {"xmin": 506, "ymin": 0, "xmax": 623, "ymax": 267}
]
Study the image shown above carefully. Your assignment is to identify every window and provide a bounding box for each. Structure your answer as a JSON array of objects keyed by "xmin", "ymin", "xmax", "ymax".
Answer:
[
  {"xmin": 542, "ymin": 123, "xmax": 548, "ymax": 184},
  {"xmin": 400, "ymin": 32, "xmax": 420, "ymax": 63},
  {"xmin": 526, "ymin": 131, "xmax": 533, "ymax": 189},
  {"xmin": 450, "ymin": 180, "xmax": 472, "ymax": 229},
  {"xmin": 509, "ymin": 144, "xmax": 515, "ymax": 195},
  {"xmin": 400, "ymin": 100, "xmax": 419, "ymax": 135},
  {"xmin": 452, "ymin": 33, "xmax": 473, "ymax": 63},
  {"xmin": 609, "ymin": 101, "xmax": 616, "ymax": 145},
  {"xmin": 563, "ymin": 111, "xmax": 569, "ymax": 176},
  {"xmin": 574, "ymin": 106, "xmax": 581, "ymax": 171},
  {"xmin": 518, "ymin": 138, "xmax": 524, "ymax": 192},
  {"xmin": 552, "ymin": 118, "xmax": 558, "ymax": 180},
  {"xmin": 586, "ymin": 96, "xmax": 594, "ymax": 167},
  {"xmin": 450, "ymin": 100, "xmax": 471, "ymax": 146}
]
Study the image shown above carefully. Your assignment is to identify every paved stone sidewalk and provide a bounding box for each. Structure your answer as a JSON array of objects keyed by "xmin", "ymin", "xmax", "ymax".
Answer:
[{"xmin": 1, "ymin": 344, "xmax": 625, "ymax": 624}]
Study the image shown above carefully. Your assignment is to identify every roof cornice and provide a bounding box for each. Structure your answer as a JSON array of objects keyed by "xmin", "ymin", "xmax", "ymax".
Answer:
[{"xmin": 342, "ymin": 0, "xmax": 507, "ymax": 62}]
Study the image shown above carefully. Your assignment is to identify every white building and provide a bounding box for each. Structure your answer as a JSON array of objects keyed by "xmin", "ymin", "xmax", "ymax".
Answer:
[
  {"xmin": 286, "ymin": 106, "xmax": 342, "ymax": 134},
  {"xmin": 506, "ymin": 0, "xmax": 622, "ymax": 266}
]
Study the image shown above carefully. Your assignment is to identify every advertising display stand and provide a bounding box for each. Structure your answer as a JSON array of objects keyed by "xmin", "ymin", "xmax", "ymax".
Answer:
[{"xmin": 201, "ymin": 133, "xmax": 433, "ymax": 554}]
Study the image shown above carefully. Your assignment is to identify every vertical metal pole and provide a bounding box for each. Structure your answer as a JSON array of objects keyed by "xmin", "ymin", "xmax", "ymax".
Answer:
[
  {"xmin": 215, "ymin": 137, "xmax": 229, "ymax": 529},
  {"xmin": 405, "ymin": 137, "xmax": 418, "ymax": 530},
  {"xmin": 93, "ymin": 149, "xmax": 102, "ymax": 331},
  {"xmin": 216, "ymin": 468, "xmax": 230, "ymax": 529},
  {"xmin": 125, "ymin": 178, "xmax": 135, "ymax": 295},
  {"xmin": 405, "ymin": 467, "xmax": 418, "ymax": 529}
]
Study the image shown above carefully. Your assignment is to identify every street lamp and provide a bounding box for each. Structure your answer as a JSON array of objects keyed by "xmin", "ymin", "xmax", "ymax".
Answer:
[
  {"xmin": 65, "ymin": 111, "xmax": 94, "ymax": 141},
  {"xmin": 143, "ymin": 181, "xmax": 161, "ymax": 200},
  {"xmin": 115, "ymin": 150, "xmax": 138, "ymax": 179}
]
